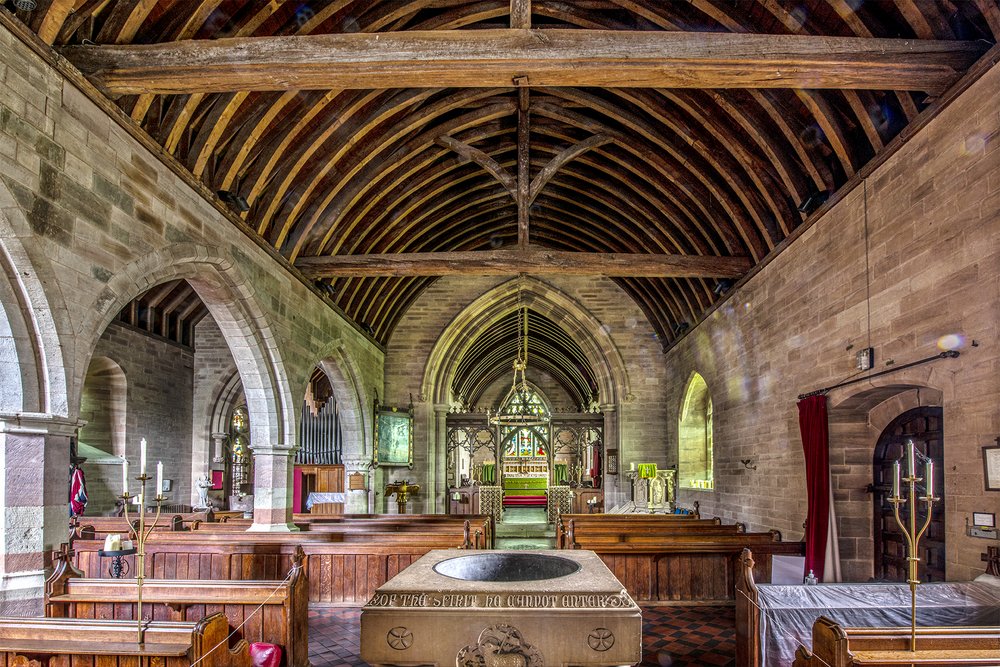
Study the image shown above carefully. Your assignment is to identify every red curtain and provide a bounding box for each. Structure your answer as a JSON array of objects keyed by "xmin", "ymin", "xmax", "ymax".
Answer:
[{"xmin": 798, "ymin": 394, "xmax": 830, "ymax": 580}]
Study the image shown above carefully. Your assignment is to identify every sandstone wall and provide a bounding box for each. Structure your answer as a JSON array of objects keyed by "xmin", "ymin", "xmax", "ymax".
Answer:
[{"xmin": 664, "ymin": 61, "xmax": 1000, "ymax": 580}]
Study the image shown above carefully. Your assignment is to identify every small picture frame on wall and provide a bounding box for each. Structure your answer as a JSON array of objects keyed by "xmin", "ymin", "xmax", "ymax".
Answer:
[
  {"xmin": 973, "ymin": 512, "xmax": 996, "ymax": 529},
  {"xmin": 983, "ymin": 445, "xmax": 1000, "ymax": 491}
]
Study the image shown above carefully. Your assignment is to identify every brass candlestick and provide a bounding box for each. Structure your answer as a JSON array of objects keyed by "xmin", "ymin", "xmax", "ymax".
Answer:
[
  {"xmin": 888, "ymin": 439, "xmax": 938, "ymax": 653},
  {"xmin": 120, "ymin": 473, "xmax": 165, "ymax": 646}
]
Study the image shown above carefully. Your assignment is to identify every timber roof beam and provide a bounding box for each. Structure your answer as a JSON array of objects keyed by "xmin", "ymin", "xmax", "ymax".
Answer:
[{"xmin": 61, "ymin": 30, "xmax": 987, "ymax": 96}]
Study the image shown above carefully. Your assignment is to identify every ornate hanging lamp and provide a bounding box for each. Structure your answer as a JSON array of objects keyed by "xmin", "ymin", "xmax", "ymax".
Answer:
[{"xmin": 489, "ymin": 306, "xmax": 550, "ymax": 428}]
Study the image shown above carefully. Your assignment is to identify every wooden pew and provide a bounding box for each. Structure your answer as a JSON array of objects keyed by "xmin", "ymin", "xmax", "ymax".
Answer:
[
  {"xmin": 736, "ymin": 548, "xmax": 1000, "ymax": 667},
  {"xmin": 792, "ymin": 616, "xmax": 1000, "ymax": 666},
  {"xmin": 74, "ymin": 514, "xmax": 185, "ymax": 539},
  {"xmin": 187, "ymin": 514, "xmax": 494, "ymax": 548},
  {"xmin": 558, "ymin": 519, "xmax": 803, "ymax": 604},
  {"xmin": 46, "ymin": 548, "xmax": 308, "ymax": 667},
  {"xmin": 72, "ymin": 529, "xmax": 474, "ymax": 606},
  {"xmin": 557, "ymin": 514, "xmax": 734, "ymax": 548},
  {"xmin": 0, "ymin": 612, "xmax": 251, "ymax": 666}
]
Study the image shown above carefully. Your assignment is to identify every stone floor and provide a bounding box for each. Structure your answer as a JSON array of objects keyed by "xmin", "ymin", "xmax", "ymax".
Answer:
[
  {"xmin": 494, "ymin": 506, "xmax": 556, "ymax": 549},
  {"xmin": 307, "ymin": 604, "xmax": 736, "ymax": 666}
]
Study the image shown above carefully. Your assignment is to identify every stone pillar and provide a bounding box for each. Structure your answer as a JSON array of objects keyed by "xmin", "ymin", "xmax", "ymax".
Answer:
[
  {"xmin": 248, "ymin": 443, "xmax": 299, "ymax": 532},
  {"xmin": 0, "ymin": 413, "xmax": 80, "ymax": 615},
  {"xmin": 602, "ymin": 404, "xmax": 624, "ymax": 509},
  {"xmin": 342, "ymin": 457, "xmax": 372, "ymax": 514},
  {"xmin": 211, "ymin": 432, "xmax": 227, "ymax": 465},
  {"xmin": 433, "ymin": 404, "xmax": 449, "ymax": 514}
]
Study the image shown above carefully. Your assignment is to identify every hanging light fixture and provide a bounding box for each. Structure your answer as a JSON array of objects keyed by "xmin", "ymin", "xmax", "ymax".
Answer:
[{"xmin": 489, "ymin": 305, "xmax": 550, "ymax": 428}]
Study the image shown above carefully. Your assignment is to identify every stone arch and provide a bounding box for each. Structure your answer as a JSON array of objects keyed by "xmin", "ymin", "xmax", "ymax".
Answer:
[
  {"xmin": 72, "ymin": 244, "xmax": 294, "ymax": 452},
  {"xmin": 422, "ymin": 276, "xmax": 629, "ymax": 407},
  {"xmin": 313, "ymin": 346, "xmax": 370, "ymax": 461},
  {"xmin": 78, "ymin": 356, "xmax": 128, "ymax": 456},
  {"xmin": 678, "ymin": 371, "xmax": 713, "ymax": 490},
  {"xmin": 827, "ymin": 380, "xmax": 945, "ymax": 581},
  {"xmin": 0, "ymin": 179, "xmax": 71, "ymax": 416}
]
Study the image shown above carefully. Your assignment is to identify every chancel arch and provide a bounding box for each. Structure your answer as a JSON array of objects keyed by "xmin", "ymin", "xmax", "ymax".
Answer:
[{"xmin": 425, "ymin": 277, "xmax": 628, "ymax": 512}]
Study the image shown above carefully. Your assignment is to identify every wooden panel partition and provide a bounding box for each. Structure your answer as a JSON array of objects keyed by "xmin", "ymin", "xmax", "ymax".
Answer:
[
  {"xmin": 0, "ymin": 613, "xmax": 251, "ymax": 667},
  {"xmin": 72, "ymin": 530, "xmax": 472, "ymax": 606},
  {"xmin": 556, "ymin": 514, "xmax": 803, "ymax": 604}
]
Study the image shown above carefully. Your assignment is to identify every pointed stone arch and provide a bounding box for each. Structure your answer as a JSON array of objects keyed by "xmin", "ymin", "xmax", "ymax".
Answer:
[
  {"xmin": 0, "ymin": 178, "xmax": 71, "ymax": 416},
  {"xmin": 421, "ymin": 276, "xmax": 630, "ymax": 407},
  {"xmin": 73, "ymin": 244, "xmax": 294, "ymax": 452}
]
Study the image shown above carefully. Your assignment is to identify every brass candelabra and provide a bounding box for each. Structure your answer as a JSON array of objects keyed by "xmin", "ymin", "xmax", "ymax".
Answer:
[
  {"xmin": 888, "ymin": 438, "xmax": 938, "ymax": 653},
  {"xmin": 120, "ymin": 470, "xmax": 165, "ymax": 646}
]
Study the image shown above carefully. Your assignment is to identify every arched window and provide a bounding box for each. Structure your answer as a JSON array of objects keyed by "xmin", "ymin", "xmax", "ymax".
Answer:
[
  {"xmin": 499, "ymin": 386, "xmax": 549, "ymax": 458},
  {"xmin": 679, "ymin": 372, "xmax": 713, "ymax": 490},
  {"xmin": 228, "ymin": 404, "xmax": 252, "ymax": 496}
]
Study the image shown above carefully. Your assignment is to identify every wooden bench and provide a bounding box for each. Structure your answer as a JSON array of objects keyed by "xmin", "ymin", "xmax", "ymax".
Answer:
[
  {"xmin": 0, "ymin": 612, "xmax": 251, "ymax": 666},
  {"xmin": 72, "ymin": 530, "xmax": 476, "ymax": 606},
  {"xmin": 736, "ymin": 548, "xmax": 1000, "ymax": 667},
  {"xmin": 298, "ymin": 513, "xmax": 494, "ymax": 548},
  {"xmin": 558, "ymin": 519, "xmax": 803, "ymax": 604},
  {"xmin": 557, "ymin": 514, "xmax": 734, "ymax": 548},
  {"xmin": 792, "ymin": 616, "xmax": 1000, "ymax": 666},
  {"xmin": 46, "ymin": 547, "xmax": 308, "ymax": 667}
]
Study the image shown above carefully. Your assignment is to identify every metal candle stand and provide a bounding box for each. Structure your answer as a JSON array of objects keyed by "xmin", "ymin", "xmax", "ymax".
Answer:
[
  {"xmin": 120, "ymin": 473, "xmax": 165, "ymax": 647},
  {"xmin": 888, "ymin": 438, "xmax": 938, "ymax": 653}
]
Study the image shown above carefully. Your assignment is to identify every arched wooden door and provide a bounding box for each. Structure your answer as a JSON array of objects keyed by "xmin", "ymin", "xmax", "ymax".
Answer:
[{"xmin": 872, "ymin": 406, "xmax": 945, "ymax": 582}]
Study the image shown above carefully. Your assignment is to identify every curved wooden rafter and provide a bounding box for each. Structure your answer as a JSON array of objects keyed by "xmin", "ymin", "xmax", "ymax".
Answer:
[{"xmin": 14, "ymin": 0, "xmax": 996, "ymax": 348}]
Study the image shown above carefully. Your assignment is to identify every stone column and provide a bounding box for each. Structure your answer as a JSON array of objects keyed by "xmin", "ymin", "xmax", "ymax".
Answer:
[
  {"xmin": 248, "ymin": 443, "xmax": 299, "ymax": 532},
  {"xmin": 211, "ymin": 432, "xmax": 227, "ymax": 465},
  {"xmin": 342, "ymin": 457, "xmax": 372, "ymax": 514},
  {"xmin": 601, "ymin": 403, "xmax": 624, "ymax": 509},
  {"xmin": 433, "ymin": 404, "xmax": 450, "ymax": 513},
  {"xmin": 0, "ymin": 413, "xmax": 80, "ymax": 615}
]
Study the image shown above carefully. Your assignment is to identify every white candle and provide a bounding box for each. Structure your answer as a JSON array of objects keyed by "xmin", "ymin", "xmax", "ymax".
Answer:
[
  {"xmin": 122, "ymin": 457, "xmax": 129, "ymax": 496},
  {"xmin": 925, "ymin": 460, "xmax": 934, "ymax": 498},
  {"xmin": 630, "ymin": 462, "xmax": 636, "ymax": 471},
  {"xmin": 892, "ymin": 460, "xmax": 900, "ymax": 498},
  {"xmin": 156, "ymin": 461, "xmax": 163, "ymax": 496},
  {"xmin": 140, "ymin": 438, "xmax": 147, "ymax": 476},
  {"xmin": 907, "ymin": 440, "xmax": 916, "ymax": 479}
]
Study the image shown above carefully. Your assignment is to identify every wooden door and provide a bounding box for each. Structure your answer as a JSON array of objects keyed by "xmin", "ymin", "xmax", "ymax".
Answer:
[{"xmin": 872, "ymin": 406, "xmax": 945, "ymax": 582}]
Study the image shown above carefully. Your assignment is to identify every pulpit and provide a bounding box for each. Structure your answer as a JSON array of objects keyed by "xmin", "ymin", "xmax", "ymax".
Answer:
[{"xmin": 385, "ymin": 480, "xmax": 420, "ymax": 514}]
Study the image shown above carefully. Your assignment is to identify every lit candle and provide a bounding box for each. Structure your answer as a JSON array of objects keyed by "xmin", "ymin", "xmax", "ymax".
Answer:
[
  {"xmin": 892, "ymin": 460, "xmax": 900, "ymax": 498},
  {"xmin": 925, "ymin": 460, "xmax": 934, "ymax": 498},
  {"xmin": 122, "ymin": 457, "xmax": 129, "ymax": 496},
  {"xmin": 907, "ymin": 440, "xmax": 916, "ymax": 479},
  {"xmin": 140, "ymin": 438, "xmax": 147, "ymax": 476},
  {"xmin": 156, "ymin": 461, "xmax": 163, "ymax": 497}
]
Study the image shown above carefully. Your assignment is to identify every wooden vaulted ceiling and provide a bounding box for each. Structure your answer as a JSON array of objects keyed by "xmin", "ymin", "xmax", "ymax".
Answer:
[
  {"xmin": 453, "ymin": 309, "xmax": 599, "ymax": 410},
  {"xmin": 8, "ymin": 0, "xmax": 1000, "ymax": 355}
]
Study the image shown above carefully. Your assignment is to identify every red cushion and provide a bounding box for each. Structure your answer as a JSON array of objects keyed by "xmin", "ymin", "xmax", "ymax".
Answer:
[
  {"xmin": 250, "ymin": 643, "xmax": 282, "ymax": 667},
  {"xmin": 503, "ymin": 495, "xmax": 547, "ymax": 506}
]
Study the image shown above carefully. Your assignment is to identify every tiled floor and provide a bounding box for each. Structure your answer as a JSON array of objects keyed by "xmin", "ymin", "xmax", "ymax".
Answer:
[{"xmin": 308, "ymin": 604, "xmax": 735, "ymax": 667}]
